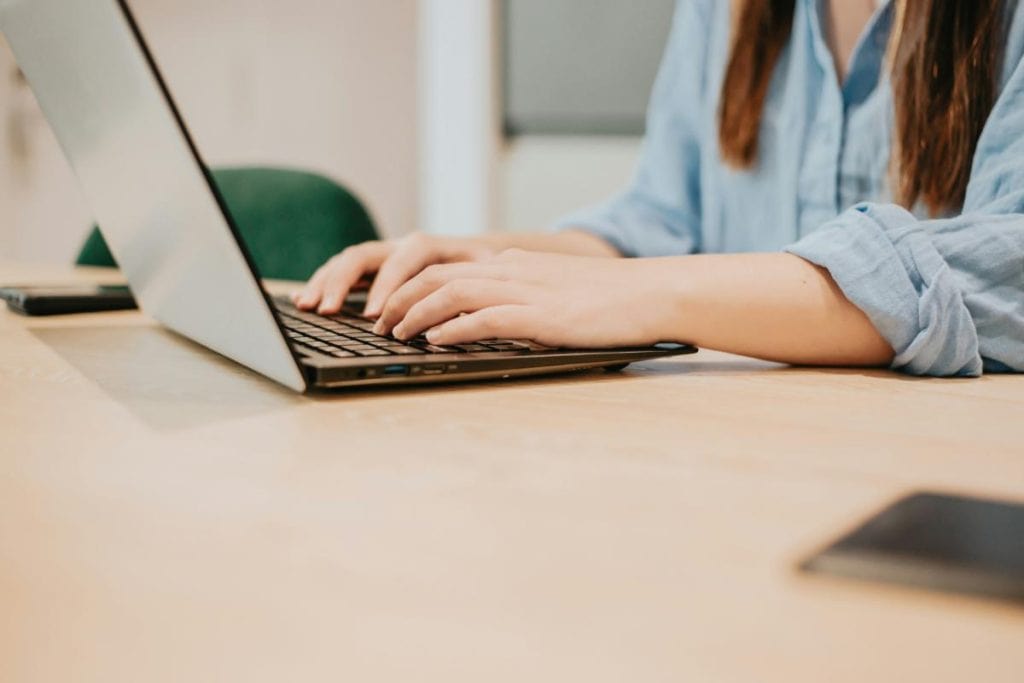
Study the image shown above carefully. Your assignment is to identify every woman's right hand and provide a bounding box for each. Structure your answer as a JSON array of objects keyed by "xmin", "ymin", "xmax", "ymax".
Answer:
[{"xmin": 291, "ymin": 233, "xmax": 497, "ymax": 318}]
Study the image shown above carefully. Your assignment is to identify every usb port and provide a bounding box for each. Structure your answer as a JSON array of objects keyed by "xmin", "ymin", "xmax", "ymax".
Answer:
[{"xmin": 383, "ymin": 365, "xmax": 410, "ymax": 376}]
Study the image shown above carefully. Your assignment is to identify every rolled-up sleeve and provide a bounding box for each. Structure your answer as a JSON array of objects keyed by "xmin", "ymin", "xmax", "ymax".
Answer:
[
  {"xmin": 787, "ymin": 206, "xmax": 1024, "ymax": 376},
  {"xmin": 554, "ymin": 0, "xmax": 709, "ymax": 258},
  {"xmin": 786, "ymin": 52, "xmax": 1024, "ymax": 377}
]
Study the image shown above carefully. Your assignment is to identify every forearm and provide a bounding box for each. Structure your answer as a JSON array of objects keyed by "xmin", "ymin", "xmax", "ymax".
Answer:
[
  {"xmin": 653, "ymin": 253, "xmax": 894, "ymax": 367},
  {"xmin": 477, "ymin": 229, "xmax": 622, "ymax": 258}
]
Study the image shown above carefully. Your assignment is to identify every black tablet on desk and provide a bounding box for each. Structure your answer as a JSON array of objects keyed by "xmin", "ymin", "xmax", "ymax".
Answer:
[
  {"xmin": 801, "ymin": 492, "xmax": 1024, "ymax": 604},
  {"xmin": 0, "ymin": 284, "xmax": 137, "ymax": 316}
]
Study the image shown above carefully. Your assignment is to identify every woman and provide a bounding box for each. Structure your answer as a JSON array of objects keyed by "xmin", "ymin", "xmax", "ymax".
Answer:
[{"xmin": 296, "ymin": 0, "xmax": 1024, "ymax": 376}]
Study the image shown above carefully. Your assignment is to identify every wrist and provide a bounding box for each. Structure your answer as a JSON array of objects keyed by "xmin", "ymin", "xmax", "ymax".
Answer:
[{"xmin": 629, "ymin": 256, "xmax": 697, "ymax": 344}]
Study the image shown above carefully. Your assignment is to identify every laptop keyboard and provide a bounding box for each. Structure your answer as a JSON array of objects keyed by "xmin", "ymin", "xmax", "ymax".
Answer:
[{"xmin": 273, "ymin": 297, "xmax": 531, "ymax": 358}]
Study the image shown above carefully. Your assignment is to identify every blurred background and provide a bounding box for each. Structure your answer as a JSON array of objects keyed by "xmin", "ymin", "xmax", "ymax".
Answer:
[{"xmin": 0, "ymin": 0, "xmax": 675, "ymax": 265}]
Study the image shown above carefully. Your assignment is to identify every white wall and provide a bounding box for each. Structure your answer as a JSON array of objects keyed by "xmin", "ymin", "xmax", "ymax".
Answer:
[
  {"xmin": 500, "ymin": 136, "xmax": 640, "ymax": 232},
  {"xmin": 0, "ymin": 0, "xmax": 419, "ymax": 264}
]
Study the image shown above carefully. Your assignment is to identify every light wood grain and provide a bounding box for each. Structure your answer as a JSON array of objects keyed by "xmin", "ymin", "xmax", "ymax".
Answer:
[{"xmin": 1, "ymin": 265, "xmax": 1022, "ymax": 683}]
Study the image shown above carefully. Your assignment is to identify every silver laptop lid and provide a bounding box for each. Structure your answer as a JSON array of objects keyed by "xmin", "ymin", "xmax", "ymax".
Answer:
[{"xmin": 0, "ymin": 0, "xmax": 307, "ymax": 391}]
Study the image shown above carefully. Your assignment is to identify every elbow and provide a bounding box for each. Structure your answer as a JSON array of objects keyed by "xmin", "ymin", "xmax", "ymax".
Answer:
[{"xmin": 856, "ymin": 333, "xmax": 896, "ymax": 368}]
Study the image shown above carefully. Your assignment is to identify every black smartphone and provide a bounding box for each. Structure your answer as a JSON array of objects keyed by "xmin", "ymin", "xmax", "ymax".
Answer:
[
  {"xmin": 0, "ymin": 283, "xmax": 137, "ymax": 316},
  {"xmin": 801, "ymin": 492, "xmax": 1024, "ymax": 604}
]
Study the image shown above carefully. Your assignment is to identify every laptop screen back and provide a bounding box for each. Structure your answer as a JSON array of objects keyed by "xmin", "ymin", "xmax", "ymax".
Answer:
[{"xmin": 0, "ymin": 0, "xmax": 306, "ymax": 391}]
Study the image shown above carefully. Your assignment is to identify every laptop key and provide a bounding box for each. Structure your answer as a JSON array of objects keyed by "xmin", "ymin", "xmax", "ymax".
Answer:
[
  {"xmin": 454, "ymin": 344, "xmax": 495, "ymax": 353},
  {"xmin": 390, "ymin": 347, "xmax": 428, "ymax": 355},
  {"xmin": 348, "ymin": 346, "xmax": 382, "ymax": 354},
  {"xmin": 489, "ymin": 342, "xmax": 530, "ymax": 351},
  {"xmin": 415, "ymin": 343, "xmax": 460, "ymax": 354},
  {"xmin": 337, "ymin": 318, "xmax": 375, "ymax": 331}
]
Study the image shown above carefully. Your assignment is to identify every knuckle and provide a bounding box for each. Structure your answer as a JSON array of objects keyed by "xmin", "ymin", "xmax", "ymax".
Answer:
[
  {"xmin": 477, "ymin": 309, "xmax": 502, "ymax": 334},
  {"xmin": 439, "ymin": 281, "xmax": 466, "ymax": 307},
  {"xmin": 337, "ymin": 247, "xmax": 365, "ymax": 265},
  {"xmin": 353, "ymin": 239, "xmax": 381, "ymax": 252},
  {"xmin": 329, "ymin": 244, "xmax": 376, "ymax": 277},
  {"xmin": 343, "ymin": 241, "xmax": 377, "ymax": 261},
  {"xmin": 327, "ymin": 252, "xmax": 351, "ymax": 270},
  {"xmin": 420, "ymin": 263, "xmax": 447, "ymax": 283},
  {"xmin": 403, "ymin": 232, "xmax": 432, "ymax": 250}
]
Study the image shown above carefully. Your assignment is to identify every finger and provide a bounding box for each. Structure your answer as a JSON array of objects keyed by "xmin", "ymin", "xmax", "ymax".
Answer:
[
  {"xmin": 316, "ymin": 243, "xmax": 391, "ymax": 315},
  {"xmin": 391, "ymin": 279, "xmax": 529, "ymax": 340},
  {"xmin": 296, "ymin": 246, "xmax": 383, "ymax": 310},
  {"xmin": 294, "ymin": 260, "xmax": 337, "ymax": 310},
  {"xmin": 424, "ymin": 305, "xmax": 539, "ymax": 345},
  {"xmin": 296, "ymin": 242, "xmax": 388, "ymax": 311},
  {"xmin": 373, "ymin": 262, "xmax": 499, "ymax": 334},
  {"xmin": 363, "ymin": 238, "xmax": 437, "ymax": 317}
]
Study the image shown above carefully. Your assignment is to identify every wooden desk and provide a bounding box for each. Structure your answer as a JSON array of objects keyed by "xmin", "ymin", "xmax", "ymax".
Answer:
[{"xmin": 2, "ymin": 264, "xmax": 1023, "ymax": 682}]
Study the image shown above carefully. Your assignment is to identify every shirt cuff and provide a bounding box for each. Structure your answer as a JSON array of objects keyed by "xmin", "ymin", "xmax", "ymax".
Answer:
[{"xmin": 785, "ymin": 203, "xmax": 983, "ymax": 377}]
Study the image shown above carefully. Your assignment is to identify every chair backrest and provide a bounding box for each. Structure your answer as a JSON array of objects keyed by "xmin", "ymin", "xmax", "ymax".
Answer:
[{"xmin": 76, "ymin": 166, "xmax": 379, "ymax": 281}]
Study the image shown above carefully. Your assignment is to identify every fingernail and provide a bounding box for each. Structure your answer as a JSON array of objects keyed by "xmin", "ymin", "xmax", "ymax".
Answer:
[
  {"xmin": 372, "ymin": 321, "xmax": 386, "ymax": 335},
  {"xmin": 392, "ymin": 325, "xmax": 407, "ymax": 340},
  {"xmin": 426, "ymin": 327, "xmax": 441, "ymax": 343}
]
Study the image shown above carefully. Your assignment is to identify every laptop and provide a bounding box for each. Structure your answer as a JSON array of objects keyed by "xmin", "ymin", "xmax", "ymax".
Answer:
[{"xmin": 0, "ymin": 0, "xmax": 696, "ymax": 391}]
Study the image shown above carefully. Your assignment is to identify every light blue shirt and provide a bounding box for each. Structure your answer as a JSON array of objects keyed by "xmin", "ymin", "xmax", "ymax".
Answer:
[{"xmin": 557, "ymin": 0, "xmax": 1024, "ymax": 376}]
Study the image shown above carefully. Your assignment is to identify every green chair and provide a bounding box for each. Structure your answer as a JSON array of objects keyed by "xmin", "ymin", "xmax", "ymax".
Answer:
[{"xmin": 76, "ymin": 167, "xmax": 379, "ymax": 281}]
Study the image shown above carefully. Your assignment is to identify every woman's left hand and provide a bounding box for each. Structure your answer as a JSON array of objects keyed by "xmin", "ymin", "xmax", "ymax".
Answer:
[{"xmin": 371, "ymin": 249, "xmax": 678, "ymax": 348}]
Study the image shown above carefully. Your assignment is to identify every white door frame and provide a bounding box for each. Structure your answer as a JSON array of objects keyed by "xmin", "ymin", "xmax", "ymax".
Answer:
[{"xmin": 417, "ymin": 0, "xmax": 501, "ymax": 236}]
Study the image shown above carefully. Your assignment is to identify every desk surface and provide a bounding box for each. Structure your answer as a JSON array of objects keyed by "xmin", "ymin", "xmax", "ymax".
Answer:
[{"xmin": 2, "ymin": 264, "xmax": 1023, "ymax": 683}]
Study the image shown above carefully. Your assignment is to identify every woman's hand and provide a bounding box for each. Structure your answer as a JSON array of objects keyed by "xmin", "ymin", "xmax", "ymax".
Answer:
[
  {"xmin": 292, "ymin": 233, "xmax": 496, "ymax": 317},
  {"xmin": 372, "ymin": 249, "xmax": 680, "ymax": 348},
  {"xmin": 299, "ymin": 240, "xmax": 893, "ymax": 366}
]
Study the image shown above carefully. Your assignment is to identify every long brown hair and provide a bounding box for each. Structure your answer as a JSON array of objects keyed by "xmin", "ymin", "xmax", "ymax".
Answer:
[{"xmin": 718, "ymin": 0, "xmax": 1005, "ymax": 216}]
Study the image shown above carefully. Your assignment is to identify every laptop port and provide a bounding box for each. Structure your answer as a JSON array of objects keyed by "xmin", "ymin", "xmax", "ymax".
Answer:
[
  {"xmin": 383, "ymin": 365, "xmax": 410, "ymax": 376},
  {"xmin": 419, "ymin": 364, "xmax": 446, "ymax": 376}
]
